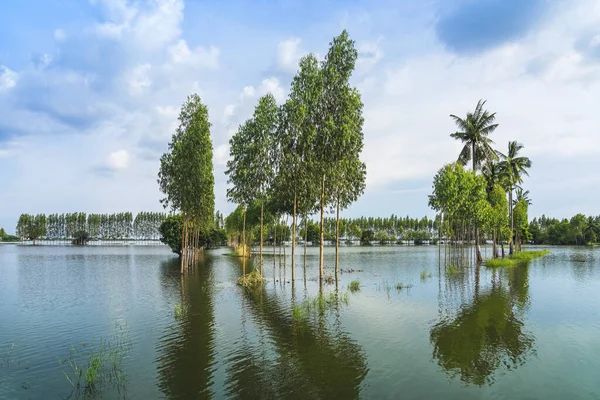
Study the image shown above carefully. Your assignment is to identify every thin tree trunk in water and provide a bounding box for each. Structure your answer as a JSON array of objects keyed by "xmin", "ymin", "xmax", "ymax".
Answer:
[
  {"xmin": 492, "ymin": 230, "xmax": 497, "ymax": 259},
  {"xmin": 242, "ymin": 207, "xmax": 246, "ymax": 257},
  {"xmin": 335, "ymin": 197, "xmax": 340, "ymax": 276},
  {"xmin": 475, "ymin": 227, "xmax": 483, "ymax": 264},
  {"xmin": 291, "ymin": 194, "xmax": 296, "ymax": 281},
  {"xmin": 304, "ymin": 216, "xmax": 308, "ymax": 270},
  {"xmin": 260, "ymin": 201, "xmax": 264, "ymax": 276},
  {"xmin": 180, "ymin": 218, "xmax": 186, "ymax": 274},
  {"xmin": 273, "ymin": 223, "xmax": 276, "ymax": 268},
  {"xmin": 509, "ymin": 189, "xmax": 514, "ymax": 255},
  {"xmin": 319, "ymin": 173, "xmax": 325, "ymax": 281}
]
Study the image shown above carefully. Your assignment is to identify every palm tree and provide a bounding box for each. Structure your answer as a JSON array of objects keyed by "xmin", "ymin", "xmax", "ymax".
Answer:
[
  {"xmin": 498, "ymin": 141, "xmax": 532, "ymax": 255},
  {"xmin": 450, "ymin": 99, "xmax": 499, "ymax": 172},
  {"xmin": 514, "ymin": 188, "xmax": 532, "ymax": 206},
  {"xmin": 583, "ymin": 217, "xmax": 599, "ymax": 245}
]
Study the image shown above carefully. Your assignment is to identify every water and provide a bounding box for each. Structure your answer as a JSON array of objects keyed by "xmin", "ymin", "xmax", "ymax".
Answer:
[{"xmin": 1, "ymin": 244, "xmax": 599, "ymax": 399}]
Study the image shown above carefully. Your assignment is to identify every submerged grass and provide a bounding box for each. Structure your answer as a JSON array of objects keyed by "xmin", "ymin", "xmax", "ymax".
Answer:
[
  {"xmin": 291, "ymin": 291, "xmax": 350, "ymax": 322},
  {"xmin": 349, "ymin": 280, "xmax": 361, "ymax": 293},
  {"xmin": 446, "ymin": 265, "xmax": 461, "ymax": 276},
  {"xmin": 58, "ymin": 323, "xmax": 131, "ymax": 396},
  {"xmin": 486, "ymin": 250, "xmax": 550, "ymax": 268},
  {"xmin": 420, "ymin": 271, "xmax": 432, "ymax": 281},
  {"xmin": 395, "ymin": 282, "xmax": 413, "ymax": 291},
  {"xmin": 236, "ymin": 269, "xmax": 266, "ymax": 288},
  {"xmin": 174, "ymin": 302, "xmax": 187, "ymax": 320}
]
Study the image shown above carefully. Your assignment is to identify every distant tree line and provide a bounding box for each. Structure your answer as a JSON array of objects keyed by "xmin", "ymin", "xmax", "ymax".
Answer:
[
  {"xmin": 529, "ymin": 214, "xmax": 599, "ymax": 245},
  {"xmin": 14, "ymin": 212, "xmax": 167, "ymax": 244}
]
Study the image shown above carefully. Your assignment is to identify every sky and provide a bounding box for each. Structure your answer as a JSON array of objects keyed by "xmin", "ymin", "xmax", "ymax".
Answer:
[{"xmin": 1, "ymin": 0, "xmax": 599, "ymax": 233}]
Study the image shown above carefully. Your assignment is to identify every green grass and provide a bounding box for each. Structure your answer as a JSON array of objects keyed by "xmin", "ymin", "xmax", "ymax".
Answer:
[
  {"xmin": 446, "ymin": 265, "xmax": 461, "ymax": 276},
  {"xmin": 236, "ymin": 269, "xmax": 265, "ymax": 288},
  {"xmin": 58, "ymin": 323, "xmax": 131, "ymax": 395},
  {"xmin": 486, "ymin": 250, "xmax": 550, "ymax": 268},
  {"xmin": 174, "ymin": 302, "xmax": 187, "ymax": 320},
  {"xmin": 420, "ymin": 271, "xmax": 432, "ymax": 281},
  {"xmin": 348, "ymin": 280, "xmax": 360, "ymax": 293},
  {"xmin": 291, "ymin": 291, "xmax": 350, "ymax": 322}
]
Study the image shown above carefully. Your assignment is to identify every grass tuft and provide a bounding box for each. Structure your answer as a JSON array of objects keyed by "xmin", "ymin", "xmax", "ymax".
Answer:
[
  {"xmin": 446, "ymin": 265, "xmax": 461, "ymax": 276},
  {"xmin": 395, "ymin": 282, "xmax": 413, "ymax": 291},
  {"xmin": 348, "ymin": 280, "xmax": 360, "ymax": 293},
  {"xmin": 236, "ymin": 269, "xmax": 265, "ymax": 288},
  {"xmin": 420, "ymin": 271, "xmax": 432, "ymax": 281},
  {"xmin": 174, "ymin": 302, "xmax": 187, "ymax": 320},
  {"xmin": 291, "ymin": 291, "xmax": 350, "ymax": 322},
  {"xmin": 486, "ymin": 250, "xmax": 550, "ymax": 268}
]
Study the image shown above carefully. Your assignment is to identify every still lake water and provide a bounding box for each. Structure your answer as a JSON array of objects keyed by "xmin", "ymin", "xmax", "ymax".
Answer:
[{"xmin": 1, "ymin": 243, "xmax": 599, "ymax": 399}]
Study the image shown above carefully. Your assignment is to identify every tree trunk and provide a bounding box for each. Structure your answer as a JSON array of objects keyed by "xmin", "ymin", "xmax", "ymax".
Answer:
[
  {"xmin": 319, "ymin": 173, "xmax": 325, "ymax": 281},
  {"xmin": 304, "ymin": 216, "xmax": 308, "ymax": 270},
  {"xmin": 242, "ymin": 207, "xmax": 246, "ymax": 257},
  {"xmin": 260, "ymin": 201, "xmax": 264, "ymax": 276},
  {"xmin": 273, "ymin": 222, "xmax": 276, "ymax": 268},
  {"xmin": 292, "ymin": 193, "xmax": 296, "ymax": 281},
  {"xmin": 180, "ymin": 218, "xmax": 186, "ymax": 274},
  {"xmin": 509, "ymin": 190, "xmax": 514, "ymax": 255},
  {"xmin": 335, "ymin": 197, "xmax": 340, "ymax": 276},
  {"xmin": 475, "ymin": 227, "xmax": 482, "ymax": 264}
]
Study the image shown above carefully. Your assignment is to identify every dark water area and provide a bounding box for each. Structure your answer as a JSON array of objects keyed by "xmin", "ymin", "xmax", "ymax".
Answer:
[{"xmin": 1, "ymin": 244, "xmax": 599, "ymax": 399}]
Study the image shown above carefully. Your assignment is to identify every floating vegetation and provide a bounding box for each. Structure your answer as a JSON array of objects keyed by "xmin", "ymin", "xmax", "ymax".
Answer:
[
  {"xmin": 420, "ymin": 271, "xmax": 432, "ymax": 281},
  {"xmin": 291, "ymin": 291, "xmax": 350, "ymax": 322},
  {"xmin": 174, "ymin": 302, "xmax": 187, "ymax": 320},
  {"xmin": 236, "ymin": 270, "xmax": 265, "ymax": 288},
  {"xmin": 349, "ymin": 280, "xmax": 361, "ymax": 293},
  {"xmin": 58, "ymin": 323, "xmax": 131, "ymax": 397},
  {"xmin": 324, "ymin": 275, "xmax": 335, "ymax": 285},
  {"xmin": 485, "ymin": 250, "xmax": 550, "ymax": 268}
]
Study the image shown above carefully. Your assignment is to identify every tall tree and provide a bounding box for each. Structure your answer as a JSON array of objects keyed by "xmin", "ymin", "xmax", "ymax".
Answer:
[
  {"xmin": 450, "ymin": 99, "xmax": 499, "ymax": 263},
  {"xmin": 158, "ymin": 94, "xmax": 215, "ymax": 272},
  {"xmin": 498, "ymin": 141, "xmax": 532, "ymax": 255},
  {"xmin": 314, "ymin": 30, "xmax": 363, "ymax": 280}
]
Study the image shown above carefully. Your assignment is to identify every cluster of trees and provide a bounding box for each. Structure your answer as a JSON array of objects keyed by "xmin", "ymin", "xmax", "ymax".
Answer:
[
  {"xmin": 0, "ymin": 227, "xmax": 19, "ymax": 242},
  {"xmin": 159, "ymin": 212, "xmax": 227, "ymax": 256},
  {"xmin": 14, "ymin": 212, "xmax": 167, "ymax": 244},
  {"xmin": 429, "ymin": 99, "xmax": 533, "ymax": 266},
  {"xmin": 529, "ymin": 214, "xmax": 599, "ymax": 245},
  {"xmin": 158, "ymin": 94, "xmax": 215, "ymax": 272},
  {"xmin": 226, "ymin": 30, "xmax": 366, "ymax": 280}
]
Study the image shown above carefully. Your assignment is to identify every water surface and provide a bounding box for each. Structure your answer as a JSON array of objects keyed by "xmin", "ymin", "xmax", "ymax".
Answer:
[{"xmin": 1, "ymin": 244, "xmax": 599, "ymax": 399}]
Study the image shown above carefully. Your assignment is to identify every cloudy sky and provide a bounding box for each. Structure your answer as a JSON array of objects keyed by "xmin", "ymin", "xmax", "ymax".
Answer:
[{"xmin": 1, "ymin": 0, "xmax": 599, "ymax": 233}]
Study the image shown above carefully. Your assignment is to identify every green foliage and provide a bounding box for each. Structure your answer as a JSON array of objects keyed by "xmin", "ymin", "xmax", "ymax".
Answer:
[
  {"xmin": 446, "ymin": 265, "xmax": 461, "ymax": 276},
  {"xmin": 349, "ymin": 280, "xmax": 360, "ymax": 292},
  {"xmin": 530, "ymin": 214, "xmax": 600, "ymax": 245},
  {"xmin": 485, "ymin": 250, "xmax": 549, "ymax": 268},
  {"xmin": 159, "ymin": 215, "xmax": 183, "ymax": 256},
  {"xmin": 450, "ymin": 99, "xmax": 499, "ymax": 172},
  {"xmin": 420, "ymin": 271, "xmax": 433, "ymax": 281},
  {"xmin": 158, "ymin": 94, "xmax": 215, "ymax": 238},
  {"xmin": 360, "ymin": 229, "xmax": 374, "ymax": 245},
  {"xmin": 72, "ymin": 230, "xmax": 90, "ymax": 246},
  {"xmin": 291, "ymin": 291, "xmax": 350, "ymax": 322}
]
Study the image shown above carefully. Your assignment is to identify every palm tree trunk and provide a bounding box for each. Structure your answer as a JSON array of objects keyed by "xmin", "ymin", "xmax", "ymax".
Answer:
[{"xmin": 509, "ymin": 190, "xmax": 514, "ymax": 255}]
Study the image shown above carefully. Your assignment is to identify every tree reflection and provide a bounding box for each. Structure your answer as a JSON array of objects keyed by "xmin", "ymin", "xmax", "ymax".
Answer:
[
  {"xmin": 156, "ymin": 255, "xmax": 216, "ymax": 399},
  {"xmin": 430, "ymin": 265, "xmax": 535, "ymax": 386},
  {"xmin": 225, "ymin": 260, "xmax": 369, "ymax": 399}
]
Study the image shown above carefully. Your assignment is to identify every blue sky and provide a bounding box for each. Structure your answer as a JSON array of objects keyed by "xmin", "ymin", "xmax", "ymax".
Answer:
[{"xmin": 1, "ymin": 0, "xmax": 600, "ymax": 233}]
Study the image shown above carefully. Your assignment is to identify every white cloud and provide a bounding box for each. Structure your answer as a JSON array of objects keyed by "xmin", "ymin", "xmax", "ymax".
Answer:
[
  {"xmin": 0, "ymin": 66, "xmax": 18, "ymax": 90},
  {"xmin": 214, "ymin": 143, "xmax": 229, "ymax": 166},
  {"xmin": 277, "ymin": 37, "xmax": 304, "ymax": 73},
  {"xmin": 54, "ymin": 29, "xmax": 67, "ymax": 41},
  {"xmin": 127, "ymin": 64, "xmax": 152, "ymax": 96},
  {"xmin": 107, "ymin": 149, "xmax": 130, "ymax": 171},
  {"xmin": 356, "ymin": 39, "xmax": 383, "ymax": 74},
  {"xmin": 167, "ymin": 39, "xmax": 220, "ymax": 69}
]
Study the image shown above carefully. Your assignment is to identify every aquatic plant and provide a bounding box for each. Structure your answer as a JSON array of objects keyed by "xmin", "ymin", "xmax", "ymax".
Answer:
[
  {"xmin": 291, "ymin": 291, "xmax": 350, "ymax": 322},
  {"xmin": 446, "ymin": 265, "xmax": 461, "ymax": 276},
  {"xmin": 58, "ymin": 323, "xmax": 131, "ymax": 396},
  {"xmin": 511, "ymin": 250, "xmax": 549, "ymax": 261},
  {"xmin": 174, "ymin": 302, "xmax": 187, "ymax": 320},
  {"xmin": 420, "ymin": 271, "xmax": 432, "ymax": 281},
  {"xmin": 485, "ymin": 250, "xmax": 549, "ymax": 268},
  {"xmin": 349, "ymin": 280, "xmax": 360, "ymax": 292},
  {"xmin": 236, "ymin": 269, "xmax": 265, "ymax": 288}
]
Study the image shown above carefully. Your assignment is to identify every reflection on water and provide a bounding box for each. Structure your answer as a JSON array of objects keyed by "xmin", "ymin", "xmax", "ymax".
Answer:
[
  {"xmin": 156, "ymin": 255, "xmax": 217, "ymax": 399},
  {"xmin": 225, "ymin": 258, "xmax": 369, "ymax": 400},
  {"xmin": 430, "ymin": 264, "xmax": 535, "ymax": 386},
  {"xmin": 2, "ymin": 245, "xmax": 600, "ymax": 399}
]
